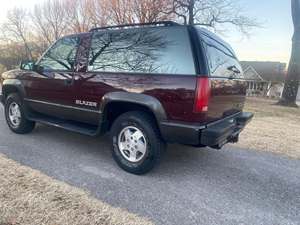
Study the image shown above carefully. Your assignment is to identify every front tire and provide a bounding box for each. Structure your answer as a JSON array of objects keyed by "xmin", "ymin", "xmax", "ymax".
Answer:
[
  {"xmin": 110, "ymin": 111, "xmax": 165, "ymax": 175},
  {"xmin": 5, "ymin": 93, "xmax": 35, "ymax": 134}
]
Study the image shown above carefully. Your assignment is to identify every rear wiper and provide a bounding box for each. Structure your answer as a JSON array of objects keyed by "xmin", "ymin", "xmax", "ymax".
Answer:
[{"xmin": 227, "ymin": 65, "xmax": 241, "ymax": 74}]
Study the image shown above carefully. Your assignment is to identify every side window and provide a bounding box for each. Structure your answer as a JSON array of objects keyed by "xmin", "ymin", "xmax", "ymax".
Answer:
[
  {"xmin": 38, "ymin": 36, "xmax": 79, "ymax": 71},
  {"xmin": 202, "ymin": 35, "xmax": 244, "ymax": 79},
  {"xmin": 88, "ymin": 27, "xmax": 196, "ymax": 75}
]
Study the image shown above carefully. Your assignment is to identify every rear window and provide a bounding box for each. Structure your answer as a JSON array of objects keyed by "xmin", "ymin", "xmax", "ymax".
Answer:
[
  {"xmin": 199, "ymin": 32, "xmax": 244, "ymax": 79},
  {"xmin": 88, "ymin": 26, "xmax": 196, "ymax": 75}
]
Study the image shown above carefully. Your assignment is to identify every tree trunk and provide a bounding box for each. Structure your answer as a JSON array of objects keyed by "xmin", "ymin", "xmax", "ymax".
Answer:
[
  {"xmin": 188, "ymin": 0, "xmax": 195, "ymax": 25},
  {"xmin": 278, "ymin": 0, "xmax": 300, "ymax": 107},
  {"xmin": 21, "ymin": 36, "xmax": 33, "ymax": 60}
]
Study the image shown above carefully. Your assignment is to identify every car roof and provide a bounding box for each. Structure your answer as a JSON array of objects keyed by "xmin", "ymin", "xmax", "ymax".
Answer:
[
  {"xmin": 62, "ymin": 23, "xmax": 183, "ymax": 39},
  {"xmin": 62, "ymin": 23, "xmax": 236, "ymax": 58}
]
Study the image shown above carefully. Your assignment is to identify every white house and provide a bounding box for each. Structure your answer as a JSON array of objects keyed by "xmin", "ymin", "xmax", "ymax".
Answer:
[{"xmin": 241, "ymin": 61, "xmax": 287, "ymax": 98}]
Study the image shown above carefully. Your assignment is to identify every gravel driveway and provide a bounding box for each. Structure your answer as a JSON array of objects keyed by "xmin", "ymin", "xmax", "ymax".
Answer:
[{"xmin": 0, "ymin": 105, "xmax": 299, "ymax": 225}]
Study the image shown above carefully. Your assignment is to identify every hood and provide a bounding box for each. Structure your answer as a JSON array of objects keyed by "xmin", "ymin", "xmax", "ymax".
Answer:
[{"xmin": 1, "ymin": 69, "xmax": 27, "ymax": 80}]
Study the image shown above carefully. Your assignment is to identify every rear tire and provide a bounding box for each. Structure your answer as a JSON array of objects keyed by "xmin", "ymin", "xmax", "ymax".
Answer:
[
  {"xmin": 5, "ymin": 93, "xmax": 35, "ymax": 134},
  {"xmin": 110, "ymin": 111, "xmax": 164, "ymax": 175}
]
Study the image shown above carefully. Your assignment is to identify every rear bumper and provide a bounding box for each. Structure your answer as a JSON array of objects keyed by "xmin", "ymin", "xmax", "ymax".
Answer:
[{"xmin": 160, "ymin": 112, "xmax": 253, "ymax": 149}]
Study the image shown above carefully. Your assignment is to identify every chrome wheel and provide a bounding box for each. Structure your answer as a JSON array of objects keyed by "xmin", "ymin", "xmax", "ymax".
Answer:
[
  {"xmin": 8, "ymin": 102, "xmax": 21, "ymax": 128},
  {"xmin": 118, "ymin": 126, "xmax": 147, "ymax": 163}
]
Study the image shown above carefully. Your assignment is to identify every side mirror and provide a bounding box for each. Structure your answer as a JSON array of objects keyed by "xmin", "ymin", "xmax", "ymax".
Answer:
[
  {"xmin": 20, "ymin": 60, "xmax": 35, "ymax": 71},
  {"xmin": 32, "ymin": 64, "xmax": 44, "ymax": 74}
]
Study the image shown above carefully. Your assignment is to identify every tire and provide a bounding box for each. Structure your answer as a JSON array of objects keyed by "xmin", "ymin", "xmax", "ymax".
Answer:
[
  {"xmin": 4, "ymin": 93, "xmax": 35, "ymax": 134},
  {"xmin": 110, "ymin": 111, "xmax": 165, "ymax": 175}
]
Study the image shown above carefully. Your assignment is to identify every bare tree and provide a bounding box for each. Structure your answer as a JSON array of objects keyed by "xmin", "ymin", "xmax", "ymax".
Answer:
[
  {"xmin": 278, "ymin": 0, "xmax": 300, "ymax": 107},
  {"xmin": 31, "ymin": 0, "xmax": 70, "ymax": 46},
  {"xmin": 108, "ymin": 0, "xmax": 173, "ymax": 25},
  {"xmin": 1, "ymin": 8, "xmax": 33, "ymax": 59},
  {"xmin": 109, "ymin": 0, "xmax": 135, "ymax": 24},
  {"xmin": 0, "ymin": 42, "xmax": 28, "ymax": 69},
  {"xmin": 0, "ymin": 64, "xmax": 6, "ymax": 74},
  {"xmin": 0, "ymin": 0, "xmax": 262, "ymax": 70},
  {"xmin": 132, "ymin": 0, "xmax": 174, "ymax": 23},
  {"xmin": 88, "ymin": 29, "xmax": 169, "ymax": 72},
  {"xmin": 65, "ymin": 0, "xmax": 93, "ymax": 33},
  {"xmin": 86, "ymin": 0, "xmax": 110, "ymax": 28},
  {"xmin": 166, "ymin": 0, "xmax": 259, "ymax": 34}
]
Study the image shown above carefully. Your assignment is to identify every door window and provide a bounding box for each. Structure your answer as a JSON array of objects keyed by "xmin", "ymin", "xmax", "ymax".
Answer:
[
  {"xmin": 88, "ymin": 27, "xmax": 196, "ymax": 75},
  {"xmin": 38, "ymin": 36, "xmax": 80, "ymax": 71}
]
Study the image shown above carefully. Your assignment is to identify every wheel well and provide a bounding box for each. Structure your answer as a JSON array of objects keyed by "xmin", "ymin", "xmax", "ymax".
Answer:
[
  {"xmin": 103, "ymin": 101, "xmax": 160, "ymax": 131},
  {"xmin": 3, "ymin": 85, "xmax": 20, "ymax": 100}
]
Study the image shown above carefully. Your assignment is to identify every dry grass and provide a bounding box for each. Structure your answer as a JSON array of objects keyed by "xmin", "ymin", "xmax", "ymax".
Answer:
[
  {"xmin": 236, "ymin": 97, "xmax": 300, "ymax": 159},
  {"xmin": 0, "ymin": 154, "xmax": 153, "ymax": 225}
]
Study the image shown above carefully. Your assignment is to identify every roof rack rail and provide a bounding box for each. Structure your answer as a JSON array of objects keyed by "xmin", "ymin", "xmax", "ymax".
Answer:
[{"xmin": 89, "ymin": 21, "xmax": 179, "ymax": 32}]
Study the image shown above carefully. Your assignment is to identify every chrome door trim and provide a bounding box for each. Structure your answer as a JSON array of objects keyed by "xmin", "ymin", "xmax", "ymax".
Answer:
[{"xmin": 24, "ymin": 98, "xmax": 101, "ymax": 114}]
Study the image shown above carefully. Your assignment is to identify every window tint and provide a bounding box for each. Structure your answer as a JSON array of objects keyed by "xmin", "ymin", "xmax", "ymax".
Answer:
[
  {"xmin": 38, "ymin": 36, "xmax": 79, "ymax": 71},
  {"xmin": 88, "ymin": 27, "xmax": 195, "ymax": 75},
  {"xmin": 201, "ymin": 34, "xmax": 244, "ymax": 79}
]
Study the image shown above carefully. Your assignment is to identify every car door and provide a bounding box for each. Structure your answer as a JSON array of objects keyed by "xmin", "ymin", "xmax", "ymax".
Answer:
[
  {"xmin": 69, "ymin": 33, "xmax": 103, "ymax": 125},
  {"xmin": 23, "ymin": 35, "xmax": 80, "ymax": 120}
]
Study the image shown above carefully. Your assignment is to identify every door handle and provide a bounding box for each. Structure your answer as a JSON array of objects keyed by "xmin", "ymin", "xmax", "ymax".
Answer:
[{"xmin": 64, "ymin": 75, "xmax": 80, "ymax": 85}]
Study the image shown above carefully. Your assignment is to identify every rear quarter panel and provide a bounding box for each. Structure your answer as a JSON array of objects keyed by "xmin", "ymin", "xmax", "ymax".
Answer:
[
  {"xmin": 75, "ymin": 72, "xmax": 200, "ymax": 122},
  {"xmin": 208, "ymin": 78, "xmax": 247, "ymax": 121},
  {"xmin": 194, "ymin": 27, "xmax": 247, "ymax": 123}
]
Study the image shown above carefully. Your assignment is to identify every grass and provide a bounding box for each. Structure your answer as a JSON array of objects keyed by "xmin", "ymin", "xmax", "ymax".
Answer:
[
  {"xmin": 236, "ymin": 97, "xmax": 300, "ymax": 159},
  {"xmin": 0, "ymin": 154, "xmax": 153, "ymax": 225}
]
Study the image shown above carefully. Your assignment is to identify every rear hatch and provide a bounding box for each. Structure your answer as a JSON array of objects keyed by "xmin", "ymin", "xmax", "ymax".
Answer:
[{"xmin": 196, "ymin": 28, "xmax": 247, "ymax": 122}]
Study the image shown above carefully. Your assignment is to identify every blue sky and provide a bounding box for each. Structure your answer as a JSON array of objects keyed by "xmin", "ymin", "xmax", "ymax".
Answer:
[
  {"xmin": 224, "ymin": 0, "xmax": 293, "ymax": 64},
  {"xmin": 0, "ymin": 0, "xmax": 293, "ymax": 64}
]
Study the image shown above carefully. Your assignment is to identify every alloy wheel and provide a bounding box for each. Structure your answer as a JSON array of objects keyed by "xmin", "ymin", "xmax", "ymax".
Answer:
[{"xmin": 118, "ymin": 126, "xmax": 147, "ymax": 163}]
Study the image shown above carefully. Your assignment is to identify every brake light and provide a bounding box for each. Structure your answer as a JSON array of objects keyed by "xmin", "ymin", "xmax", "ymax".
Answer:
[{"xmin": 193, "ymin": 77, "xmax": 211, "ymax": 113}]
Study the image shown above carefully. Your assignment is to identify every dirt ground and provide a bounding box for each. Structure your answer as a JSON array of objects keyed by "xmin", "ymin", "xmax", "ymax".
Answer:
[
  {"xmin": 0, "ymin": 154, "xmax": 152, "ymax": 225},
  {"xmin": 235, "ymin": 97, "xmax": 300, "ymax": 159}
]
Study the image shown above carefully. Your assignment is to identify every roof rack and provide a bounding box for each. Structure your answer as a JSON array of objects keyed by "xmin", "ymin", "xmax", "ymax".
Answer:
[{"xmin": 89, "ymin": 21, "xmax": 180, "ymax": 32}]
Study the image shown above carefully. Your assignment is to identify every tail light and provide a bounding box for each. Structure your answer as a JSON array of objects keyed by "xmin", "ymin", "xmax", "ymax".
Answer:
[{"xmin": 193, "ymin": 77, "xmax": 211, "ymax": 113}]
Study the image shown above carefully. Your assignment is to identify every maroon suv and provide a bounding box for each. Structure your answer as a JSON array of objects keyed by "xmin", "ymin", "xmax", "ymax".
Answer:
[{"xmin": 0, "ymin": 21, "xmax": 253, "ymax": 174}]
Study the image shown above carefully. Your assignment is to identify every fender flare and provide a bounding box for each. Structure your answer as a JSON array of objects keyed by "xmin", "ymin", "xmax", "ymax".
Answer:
[
  {"xmin": 100, "ymin": 92, "xmax": 167, "ymax": 123},
  {"xmin": 2, "ymin": 79, "xmax": 26, "ymax": 100}
]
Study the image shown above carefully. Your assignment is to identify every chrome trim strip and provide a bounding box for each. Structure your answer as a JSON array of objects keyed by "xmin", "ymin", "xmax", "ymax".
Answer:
[{"xmin": 24, "ymin": 98, "xmax": 101, "ymax": 114}]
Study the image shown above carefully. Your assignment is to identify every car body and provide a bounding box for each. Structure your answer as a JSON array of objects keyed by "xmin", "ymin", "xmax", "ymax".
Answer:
[{"xmin": 0, "ymin": 21, "xmax": 253, "ymax": 174}]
